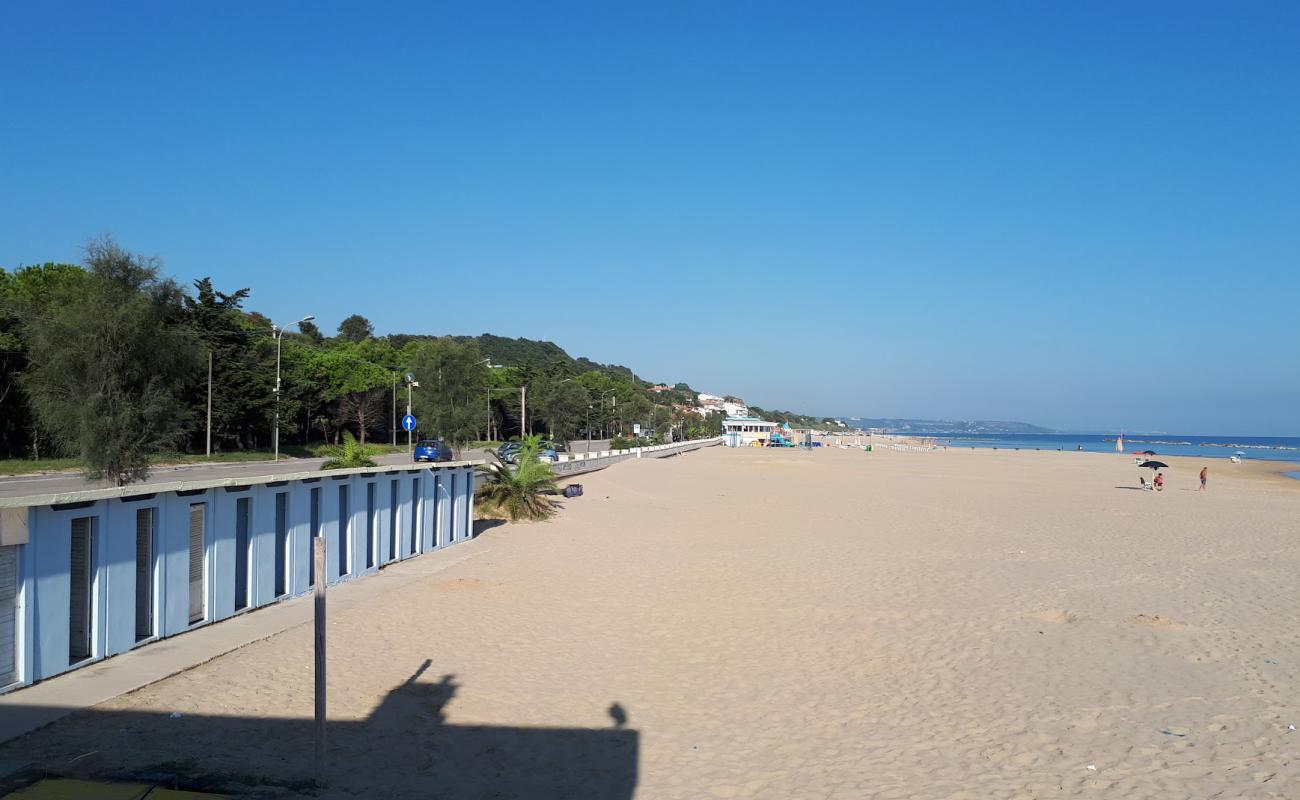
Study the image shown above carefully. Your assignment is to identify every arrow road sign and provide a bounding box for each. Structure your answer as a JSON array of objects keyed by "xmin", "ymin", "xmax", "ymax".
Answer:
[{"xmin": 402, "ymin": 414, "xmax": 417, "ymax": 432}]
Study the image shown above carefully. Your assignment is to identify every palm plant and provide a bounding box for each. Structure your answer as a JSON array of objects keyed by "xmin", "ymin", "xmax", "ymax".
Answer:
[
  {"xmin": 320, "ymin": 431, "xmax": 379, "ymax": 470},
  {"xmin": 476, "ymin": 434, "xmax": 559, "ymax": 521}
]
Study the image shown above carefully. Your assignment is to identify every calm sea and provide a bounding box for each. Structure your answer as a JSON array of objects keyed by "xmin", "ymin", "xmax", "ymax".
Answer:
[{"xmin": 888, "ymin": 432, "xmax": 1300, "ymax": 465}]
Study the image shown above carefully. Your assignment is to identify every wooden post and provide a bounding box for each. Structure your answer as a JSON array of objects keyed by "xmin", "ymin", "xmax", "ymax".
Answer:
[{"xmin": 313, "ymin": 537, "xmax": 327, "ymax": 787}]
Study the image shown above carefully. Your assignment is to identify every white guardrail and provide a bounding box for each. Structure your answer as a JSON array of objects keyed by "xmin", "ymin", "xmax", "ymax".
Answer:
[{"xmin": 548, "ymin": 437, "xmax": 724, "ymax": 477}]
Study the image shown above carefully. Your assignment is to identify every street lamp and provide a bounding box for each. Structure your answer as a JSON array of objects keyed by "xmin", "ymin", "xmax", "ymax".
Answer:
[
  {"xmin": 404, "ymin": 373, "xmax": 418, "ymax": 453},
  {"xmin": 272, "ymin": 315, "xmax": 315, "ymax": 461}
]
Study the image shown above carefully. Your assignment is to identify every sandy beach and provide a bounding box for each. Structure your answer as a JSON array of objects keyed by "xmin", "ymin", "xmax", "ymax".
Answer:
[{"xmin": 3, "ymin": 445, "xmax": 1299, "ymax": 798}]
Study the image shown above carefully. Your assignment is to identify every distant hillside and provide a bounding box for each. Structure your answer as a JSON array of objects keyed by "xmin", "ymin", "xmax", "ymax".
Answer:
[
  {"xmin": 847, "ymin": 419, "xmax": 1052, "ymax": 434},
  {"xmin": 388, "ymin": 332, "xmax": 640, "ymax": 381}
]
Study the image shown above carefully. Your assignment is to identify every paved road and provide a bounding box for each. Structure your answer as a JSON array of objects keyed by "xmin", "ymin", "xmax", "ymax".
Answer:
[
  {"xmin": 0, "ymin": 449, "xmax": 494, "ymax": 500},
  {"xmin": 0, "ymin": 441, "xmax": 615, "ymax": 501}
]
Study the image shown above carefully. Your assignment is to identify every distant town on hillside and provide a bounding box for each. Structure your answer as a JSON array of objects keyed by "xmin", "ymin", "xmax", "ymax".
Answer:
[{"xmin": 844, "ymin": 419, "xmax": 1053, "ymax": 435}]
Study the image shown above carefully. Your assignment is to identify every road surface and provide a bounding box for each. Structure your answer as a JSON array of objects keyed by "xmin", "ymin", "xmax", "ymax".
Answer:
[{"xmin": 0, "ymin": 449, "xmax": 493, "ymax": 501}]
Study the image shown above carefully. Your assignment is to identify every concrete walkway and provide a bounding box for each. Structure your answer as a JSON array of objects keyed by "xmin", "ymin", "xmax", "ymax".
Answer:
[{"xmin": 0, "ymin": 540, "xmax": 488, "ymax": 744}]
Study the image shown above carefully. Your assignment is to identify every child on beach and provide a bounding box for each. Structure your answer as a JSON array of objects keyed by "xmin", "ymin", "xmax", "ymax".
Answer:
[
  {"xmin": 1154, "ymin": 472, "xmax": 1164, "ymax": 492},
  {"xmin": 1200, "ymin": 466, "xmax": 1208, "ymax": 490}
]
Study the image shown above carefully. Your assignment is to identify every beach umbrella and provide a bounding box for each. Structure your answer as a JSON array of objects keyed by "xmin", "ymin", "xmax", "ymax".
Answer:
[{"xmin": 1138, "ymin": 460, "xmax": 1169, "ymax": 470}]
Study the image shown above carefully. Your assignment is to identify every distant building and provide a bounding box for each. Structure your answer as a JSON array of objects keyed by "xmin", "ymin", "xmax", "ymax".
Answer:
[
  {"xmin": 722, "ymin": 416, "xmax": 777, "ymax": 447},
  {"xmin": 648, "ymin": 384, "xmax": 672, "ymax": 393},
  {"xmin": 721, "ymin": 401, "xmax": 749, "ymax": 417}
]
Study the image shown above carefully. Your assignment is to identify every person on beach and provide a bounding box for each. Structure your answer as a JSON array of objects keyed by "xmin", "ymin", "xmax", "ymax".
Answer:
[
  {"xmin": 1200, "ymin": 466, "xmax": 1208, "ymax": 490},
  {"xmin": 1154, "ymin": 472, "xmax": 1165, "ymax": 492}
]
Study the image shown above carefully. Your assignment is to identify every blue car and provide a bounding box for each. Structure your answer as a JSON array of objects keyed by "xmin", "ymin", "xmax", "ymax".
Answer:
[{"xmin": 413, "ymin": 439, "xmax": 454, "ymax": 462}]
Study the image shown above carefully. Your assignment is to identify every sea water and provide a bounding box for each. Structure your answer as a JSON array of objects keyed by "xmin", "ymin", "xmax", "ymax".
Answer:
[{"xmin": 873, "ymin": 432, "xmax": 1300, "ymax": 465}]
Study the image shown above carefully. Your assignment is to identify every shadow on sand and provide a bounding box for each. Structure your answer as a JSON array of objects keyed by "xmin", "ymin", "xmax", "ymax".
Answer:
[{"xmin": 0, "ymin": 660, "xmax": 637, "ymax": 799}]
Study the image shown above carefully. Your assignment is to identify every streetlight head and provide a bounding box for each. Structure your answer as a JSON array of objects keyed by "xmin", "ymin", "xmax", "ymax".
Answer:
[
  {"xmin": 301, "ymin": 315, "xmax": 316, "ymax": 322},
  {"xmin": 405, "ymin": 373, "xmax": 416, "ymax": 383}
]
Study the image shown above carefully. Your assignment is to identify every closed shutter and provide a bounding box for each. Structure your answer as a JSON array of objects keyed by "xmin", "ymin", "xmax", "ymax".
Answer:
[
  {"xmin": 338, "ymin": 486, "xmax": 349, "ymax": 576},
  {"xmin": 388, "ymin": 481, "xmax": 399, "ymax": 561},
  {"xmin": 69, "ymin": 517, "xmax": 93, "ymax": 663},
  {"xmin": 0, "ymin": 545, "xmax": 17, "ymax": 685},
  {"xmin": 449, "ymin": 474, "xmax": 458, "ymax": 543},
  {"xmin": 188, "ymin": 504, "xmax": 205, "ymax": 624},
  {"xmin": 234, "ymin": 498, "xmax": 250, "ymax": 611},
  {"xmin": 274, "ymin": 493, "xmax": 288, "ymax": 597},
  {"xmin": 410, "ymin": 479, "xmax": 420, "ymax": 554},
  {"xmin": 134, "ymin": 509, "xmax": 154, "ymax": 641},
  {"xmin": 365, "ymin": 483, "xmax": 376, "ymax": 569}
]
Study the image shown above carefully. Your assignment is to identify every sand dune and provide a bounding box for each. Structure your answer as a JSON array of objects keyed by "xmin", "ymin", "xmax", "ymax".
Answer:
[{"xmin": 3, "ymin": 446, "xmax": 1298, "ymax": 798}]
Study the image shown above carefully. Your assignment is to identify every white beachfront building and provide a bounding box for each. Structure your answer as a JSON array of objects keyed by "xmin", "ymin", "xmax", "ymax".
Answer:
[{"xmin": 722, "ymin": 417, "xmax": 777, "ymax": 447}]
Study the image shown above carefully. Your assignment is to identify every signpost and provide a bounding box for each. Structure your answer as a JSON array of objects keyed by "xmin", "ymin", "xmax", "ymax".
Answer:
[{"xmin": 402, "ymin": 414, "xmax": 417, "ymax": 454}]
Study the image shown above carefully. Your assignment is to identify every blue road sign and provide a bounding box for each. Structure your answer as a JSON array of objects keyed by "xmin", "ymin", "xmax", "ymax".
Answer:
[{"xmin": 402, "ymin": 414, "xmax": 417, "ymax": 432}]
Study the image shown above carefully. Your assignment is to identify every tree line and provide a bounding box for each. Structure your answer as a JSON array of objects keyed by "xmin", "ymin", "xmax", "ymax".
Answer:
[{"xmin": 0, "ymin": 237, "xmax": 720, "ymax": 484}]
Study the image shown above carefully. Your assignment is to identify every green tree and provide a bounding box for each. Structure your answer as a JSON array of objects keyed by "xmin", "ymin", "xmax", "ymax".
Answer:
[
  {"xmin": 0, "ymin": 263, "xmax": 90, "ymax": 458},
  {"xmin": 299, "ymin": 342, "xmax": 389, "ymax": 443},
  {"xmin": 297, "ymin": 319, "xmax": 324, "ymax": 343},
  {"xmin": 408, "ymin": 338, "xmax": 490, "ymax": 446},
  {"xmin": 183, "ymin": 278, "xmax": 277, "ymax": 451},
  {"xmin": 337, "ymin": 314, "xmax": 374, "ymax": 342},
  {"xmin": 20, "ymin": 237, "xmax": 201, "ymax": 484},
  {"xmin": 531, "ymin": 376, "xmax": 590, "ymax": 442}
]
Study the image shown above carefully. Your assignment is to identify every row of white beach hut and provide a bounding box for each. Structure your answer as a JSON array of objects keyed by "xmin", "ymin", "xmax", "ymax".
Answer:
[{"xmin": 0, "ymin": 461, "xmax": 476, "ymax": 691}]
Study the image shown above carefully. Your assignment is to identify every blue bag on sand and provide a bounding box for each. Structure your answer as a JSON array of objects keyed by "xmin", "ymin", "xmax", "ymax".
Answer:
[{"xmin": 564, "ymin": 484, "xmax": 584, "ymax": 498}]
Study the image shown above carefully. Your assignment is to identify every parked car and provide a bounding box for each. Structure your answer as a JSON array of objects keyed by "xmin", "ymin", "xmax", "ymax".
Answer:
[
  {"xmin": 496, "ymin": 442, "xmax": 523, "ymax": 463},
  {"xmin": 413, "ymin": 439, "xmax": 454, "ymax": 462},
  {"xmin": 496, "ymin": 440, "xmax": 561, "ymax": 464}
]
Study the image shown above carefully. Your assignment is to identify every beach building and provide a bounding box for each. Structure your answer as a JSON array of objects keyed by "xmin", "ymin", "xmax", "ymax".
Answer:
[
  {"xmin": 0, "ymin": 460, "xmax": 476, "ymax": 692},
  {"xmin": 722, "ymin": 417, "xmax": 777, "ymax": 447}
]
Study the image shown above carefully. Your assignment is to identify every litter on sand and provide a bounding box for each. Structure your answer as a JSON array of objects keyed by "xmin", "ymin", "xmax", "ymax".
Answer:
[
  {"xmin": 1086, "ymin": 765, "xmax": 1097, "ymax": 771},
  {"xmin": 1161, "ymin": 729, "xmax": 1187, "ymax": 738}
]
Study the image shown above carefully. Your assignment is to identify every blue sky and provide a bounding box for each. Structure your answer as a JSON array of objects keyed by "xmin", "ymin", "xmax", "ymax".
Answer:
[{"xmin": 2, "ymin": 1, "xmax": 1297, "ymax": 434}]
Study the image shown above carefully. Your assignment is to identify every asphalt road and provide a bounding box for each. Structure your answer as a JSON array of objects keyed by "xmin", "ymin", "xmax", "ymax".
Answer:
[
  {"xmin": 0, "ymin": 449, "xmax": 495, "ymax": 500},
  {"xmin": 0, "ymin": 441, "xmax": 616, "ymax": 501}
]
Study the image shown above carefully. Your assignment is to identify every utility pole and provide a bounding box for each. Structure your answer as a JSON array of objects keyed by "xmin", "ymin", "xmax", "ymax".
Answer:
[
  {"xmin": 272, "ymin": 314, "xmax": 315, "ymax": 462},
  {"xmin": 520, "ymin": 385, "xmax": 527, "ymax": 438},
  {"xmin": 391, "ymin": 372, "xmax": 397, "ymax": 446},
  {"xmin": 405, "ymin": 373, "xmax": 417, "ymax": 454},
  {"xmin": 205, "ymin": 350, "xmax": 213, "ymax": 456}
]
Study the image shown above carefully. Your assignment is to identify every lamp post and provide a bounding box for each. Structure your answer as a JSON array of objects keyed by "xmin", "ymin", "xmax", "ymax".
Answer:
[
  {"xmin": 272, "ymin": 315, "xmax": 315, "ymax": 461},
  {"xmin": 598, "ymin": 392, "xmax": 617, "ymax": 438},
  {"xmin": 404, "ymin": 373, "xmax": 418, "ymax": 453},
  {"xmin": 586, "ymin": 405, "xmax": 593, "ymax": 453}
]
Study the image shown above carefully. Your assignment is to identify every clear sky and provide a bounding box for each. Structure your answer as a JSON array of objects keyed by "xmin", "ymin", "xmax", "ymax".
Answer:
[{"xmin": 2, "ymin": 2, "xmax": 1297, "ymax": 435}]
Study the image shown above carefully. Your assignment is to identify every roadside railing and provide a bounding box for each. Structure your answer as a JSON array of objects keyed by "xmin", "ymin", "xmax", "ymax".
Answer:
[{"xmin": 549, "ymin": 437, "xmax": 723, "ymax": 478}]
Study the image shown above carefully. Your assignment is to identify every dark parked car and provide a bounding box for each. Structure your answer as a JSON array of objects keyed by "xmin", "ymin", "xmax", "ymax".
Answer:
[
  {"xmin": 413, "ymin": 439, "xmax": 454, "ymax": 462},
  {"xmin": 496, "ymin": 440, "xmax": 561, "ymax": 464}
]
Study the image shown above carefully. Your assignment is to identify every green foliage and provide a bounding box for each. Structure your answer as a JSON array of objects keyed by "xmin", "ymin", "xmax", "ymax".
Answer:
[
  {"xmin": 408, "ymin": 338, "xmax": 490, "ymax": 445},
  {"xmin": 1, "ymin": 235, "xmax": 812, "ymax": 477},
  {"xmin": 0, "ymin": 262, "xmax": 92, "ymax": 458},
  {"xmin": 475, "ymin": 434, "xmax": 558, "ymax": 521},
  {"xmin": 530, "ymin": 375, "xmax": 590, "ymax": 442},
  {"xmin": 19, "ymin": 237, "xmax": 201, "ymax": 485},
  {"xmin": 337, "ymin": 314, "xmax": 374, "ymax": 342},
  {"xmin": 319, "ymin": 431, "xmax": 379, "ymax": 470}
]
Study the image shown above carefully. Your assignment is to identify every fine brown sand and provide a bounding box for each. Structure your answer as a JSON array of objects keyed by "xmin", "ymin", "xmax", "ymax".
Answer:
[{"xmin": 3, "ymin": 446, "xmax": 1299, "ymax": 798}]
